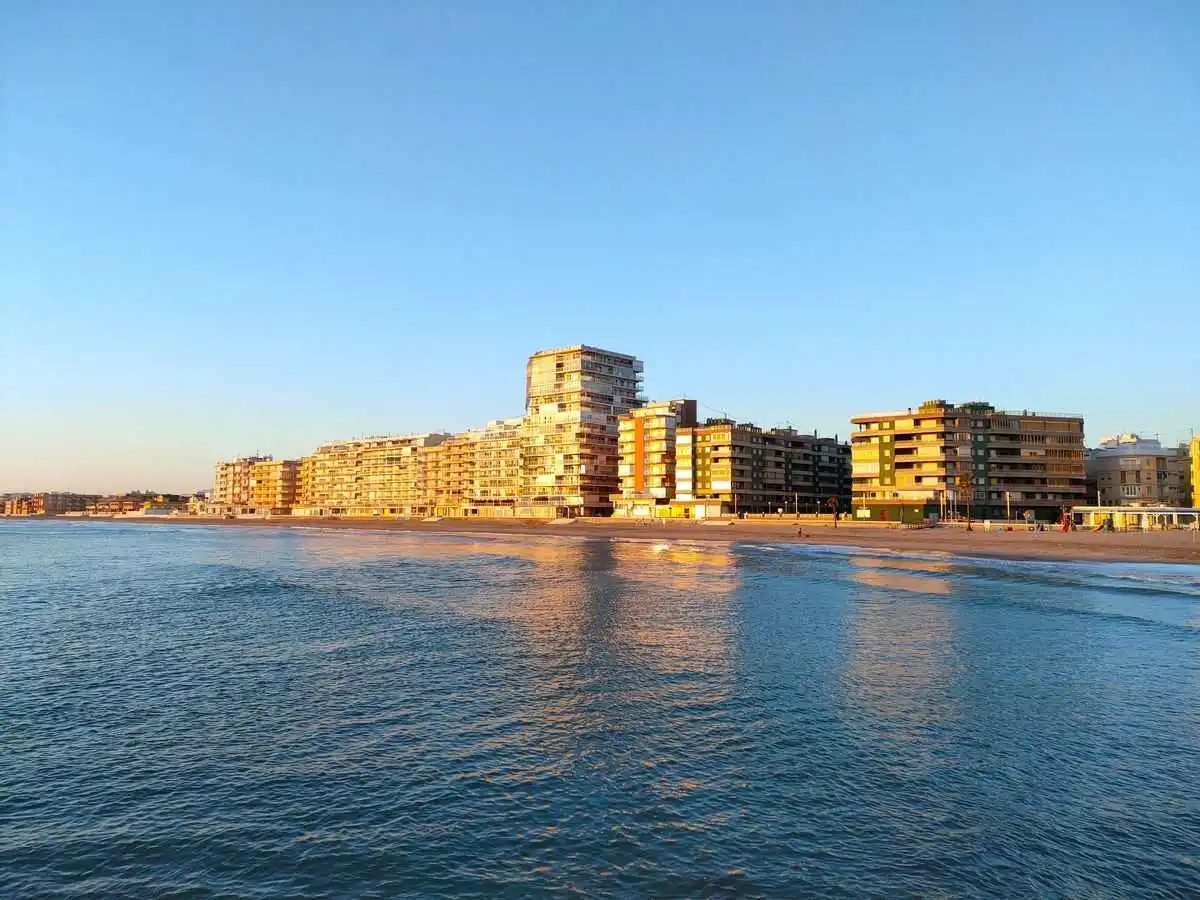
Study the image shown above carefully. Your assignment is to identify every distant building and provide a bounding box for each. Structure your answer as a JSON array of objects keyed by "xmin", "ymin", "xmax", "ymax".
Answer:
[
  {"xmin": 518, "ymin": 345, "xmax": 644, "ymax": 517},
  {"xmin": 467, "ymin": 417, "xmax": 524, "ymax": 517},
  {"xmin": 851, "ymin": 400, "xmax": 1087, "ymax": 522},
  {"xmin": 2, "ymin": 492, "xmax": 97, "ymax": 516},
  {"xmin": 212, "ymin": 456, "xmax": 271, "ymax": 512},
  {"xmin": 610, "ymin": 399, "xmax": 697, "ymax": 518},
  {"xmin": 250, "ymin": 459, "xmax": 301, "ymax": 514},
  {"xmin": 672, "ymin": 419, "xmax": 851, "ymax": 518},
  {"xmin": 1086, "ymin": 434, "xmax": 1190, "ymax": 507}
]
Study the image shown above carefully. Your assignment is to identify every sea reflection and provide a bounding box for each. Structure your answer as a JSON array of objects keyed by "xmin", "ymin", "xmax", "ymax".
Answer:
[{"xmin": 842, "ymin": 555, "xmax": 961, "ymax": 749}]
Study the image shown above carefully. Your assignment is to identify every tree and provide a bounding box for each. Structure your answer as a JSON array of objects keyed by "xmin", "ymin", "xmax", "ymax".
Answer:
[{"xmin": 956, "ymin": 470, "xmax": 973, "ymax": 531}]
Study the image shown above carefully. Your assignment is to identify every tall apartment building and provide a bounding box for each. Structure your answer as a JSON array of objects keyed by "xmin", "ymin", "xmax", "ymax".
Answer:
[
  {"xmin": 674, "ymin": 420, "xmax": 851, "ymax": 517},
  {"xmin": 468, "ymin": 417, "xmax": 524, "ymax": 516},
  {"xmin": 850, "ymin": 400, "xmax": 1086, "ymax": 522},
  {"xmin": 213, "ymin": 456, "xmax": 271, "ymax": 510},
  {"xmin": 519, "ymin": 345, "xmax": 644, "ymax": 517},
  {"xmin": 304, "ymin": 434, "xmax": 449, "ymax": 517},
  {"xmin": 1086, "ymin": 434, "xmax": 1191, "ymax": 507},
  {"xmin": 250, "ymin": 459, "xmax": 301, "ymax": 513},
  {"xmin": 611, "ymin": 399, "xmax": 697, "ymax": 517}
]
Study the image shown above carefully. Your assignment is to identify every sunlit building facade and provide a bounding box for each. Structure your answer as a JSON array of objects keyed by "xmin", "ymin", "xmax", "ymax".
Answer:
[
  {"xmin": 519, "ymin": 345, "xmax": 644, "ymax": 517},
  {"xmin": 851, "ymin": 399, "xmax": 1087, "ymax": 522}
]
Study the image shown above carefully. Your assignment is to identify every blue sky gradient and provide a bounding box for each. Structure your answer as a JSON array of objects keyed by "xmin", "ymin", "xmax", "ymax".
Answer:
[{"xmin": 2, "ymin": 1, "xmax": 1197, "ymax": 492}]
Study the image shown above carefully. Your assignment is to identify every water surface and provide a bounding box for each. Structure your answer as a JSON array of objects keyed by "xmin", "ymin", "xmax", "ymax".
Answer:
[{"xmin": 2, "ymin": 521, "xmax": 1198, "ymax": 897}]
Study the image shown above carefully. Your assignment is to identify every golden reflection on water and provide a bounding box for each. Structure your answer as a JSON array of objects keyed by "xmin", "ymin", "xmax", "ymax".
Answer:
[{"xmin": 843, "ymin": 555, "xmax": 961, "ymax": 749}]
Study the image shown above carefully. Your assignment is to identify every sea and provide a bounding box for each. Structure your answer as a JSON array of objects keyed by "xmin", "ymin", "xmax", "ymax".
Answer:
[{"xmin": 2, "ymin": 520, "xmax": 1199, "ymax": 898}]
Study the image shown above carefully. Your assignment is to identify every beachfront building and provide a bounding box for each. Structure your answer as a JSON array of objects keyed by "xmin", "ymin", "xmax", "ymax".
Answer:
[
  {"xmin": 850, "ymin": 399, "xmax": 1087, "ymax": 523},
  {"xmin": 425, "ymin": 432, "xmax": 476, "ymax": 517},
  {"xmin": 518, "ymin": 345, "xmax": 644, "ymax": 517},
  {"xmin": 610, "ymin": 399, "xmax": 697, "ymax": 518},
  {"xmin": 1085, "ymin": 434, "xmax": 1190, "ymax": 507},
  {"xmin": 298, "ymin": 433, "xmax": 450, "ymax": 517},
  {"xmin": 296, "ymin": 456, "xmax": 316, "ymax": 510},
  {"xmin": 672, "ymin": 420, "xmax": 851, "ymax": 518},
  {"xmin": 1192, "ymin": 437, "xmax": 1200, "ymax": 507},
  {"xmin": 466, "ymin": 417, "xmax": 524, "ymax": 517},
  {"xmin": 249, "ymin": 458, "xmax": 301, "ymax": 514},
  {"xmin": 212, "ymin": 456, "xmax": 271, "ymax": 513},
  {"xmin": 2, "ymin": 492, "xmax": 98, "ymax": 516}
]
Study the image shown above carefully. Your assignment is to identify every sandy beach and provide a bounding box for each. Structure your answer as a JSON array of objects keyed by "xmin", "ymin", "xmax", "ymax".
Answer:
[{"xmin": 84, "ymin": 515, "xmax": 1200, "ymax": 565}]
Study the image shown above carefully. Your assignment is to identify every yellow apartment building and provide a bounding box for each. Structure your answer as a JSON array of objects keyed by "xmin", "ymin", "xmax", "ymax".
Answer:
[
  {"xmin": 249, "ymin": 459, "xmax": 301, "ymax": 513},
  {"xmin": 300, "ymin": 433, "xmax": 449, "ymax": 517},
  {"xmin": 1191, "ymin": 436, "xmax": 1200, "ymax": 507},
  {"xmin": 611, "ymin": 399, "xmax": 697, "ymax": 517},
  {"xmin": 851, "ymin": 399, "xmax": 1086, "ymax": 523},
  {"xmin": 212, "ymin": 456, "xmax": 271, "ymax": 511},
  {"xmin": 468, "ymin": 417, "xmax": 523, "ymax": 516},
  {"xmin": 519, "ymin": 345, "xmax": 644, "ymax": 517},
  {"xmin": 296, "ymin": 456, "xmax": 316, "ymax": 510}
]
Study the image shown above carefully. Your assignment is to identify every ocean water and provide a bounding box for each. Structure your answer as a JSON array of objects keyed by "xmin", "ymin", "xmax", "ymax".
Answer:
[{"xmin": 2, "ymin": 521, "xmax": 1199, "ymax": 898}]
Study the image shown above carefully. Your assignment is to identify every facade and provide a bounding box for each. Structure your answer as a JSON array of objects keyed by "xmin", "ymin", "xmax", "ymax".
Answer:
[
  {"xmin": 296, "ymin": 456, "xmax": 316, "ymax": 510},
  {"xmin": 468, "ymin": 417, "xmax": 523, "ymax": 516},
  {"xmin": 299, "ymin": 433, "xmax": 449, "ymax": 517},
  {"xmin": 1086, "ymin": 434, "xmax": 1190, "ymax": 507},
  {"xmin": 851, "ymin": 400, "xmax": 1087, "ymax": 523},
  {"xmin": 2, "ymin": 492, "xmax": 97, "ymax": 516},
  {"xmin": 1193, "ymin": 437, "xmax": 1200, "ymax": 507},
  {"xmin": 611, "ymin": 399, "xmax": 697, "ymax": 517},
  {"xmin": 519, "ymin": 345, "xmax": 644, "ymax": 517},
  {"xmin": 425, "ymin": 433, "xmax": 476, "ymax": 517},
  {"xmin": 673, "ymin": 420, "xmax": 851, "ymax": 517},
  {"xmin": 212, "ymin": 456, "xmax": 271, "ymax": 511},
  {"xmin": 250, "ymin": 459, "xmax": 301, "ymax": 513}
]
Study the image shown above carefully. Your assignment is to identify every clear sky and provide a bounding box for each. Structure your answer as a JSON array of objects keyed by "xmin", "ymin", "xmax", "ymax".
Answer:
[{"xmin": 2, "ymin": 1, "xmax": 1197, "ymax": 494}]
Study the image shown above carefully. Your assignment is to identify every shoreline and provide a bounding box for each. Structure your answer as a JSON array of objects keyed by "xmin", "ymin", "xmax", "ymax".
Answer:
[{"xmin": 22, "ymin": 514, "xmax": 1200, "ymax": 565}]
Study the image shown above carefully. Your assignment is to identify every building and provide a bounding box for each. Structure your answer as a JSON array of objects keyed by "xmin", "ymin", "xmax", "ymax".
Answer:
[
  {"xmin": 467, "ymin": 417, "xmax": 524, "ymax": 516},
  {"xmin": 1086, "ymin": 434, "xmax": 1190, "ymax": 507},
  {"xmin": 212, "ymin": 456, "xmax": 271, "ymax": 512},
  {"xmin": 425, "ymin": 432, "xmax": 475, "ymax": 517},
  {"xmin": 87, "ymin": 494, "xmax": 189, "ymax": 515},
  {"xmin": 298, "ymin": 433, "xmax": 449, "ymax": 517},
  {"xmin": 851, "ymin": 399, "xmax": 1087, "ymax": 523},
  {"xmin": 1, "ymin": 492, "xmax": 97, "ymax": 516},
  {"xmin": 1192, "ymin": 437, "xmax": 1200, "ymax": 507},
  {"xmin": 250, "ymin": 459, "xmax": 301, "ymax": 514},
  {"xmin": 610, "ymin": 399, "xmax": 697, "ymax": 517},
  {"xmin": 296, "ymin": 456, "xmax": 316, "ymax": 510},
  {"xmin": 672, "ymin": 419, "xmax": 851, "ymax": 518},
  {"xmin": 518, "ymin": 345, "xmax": 644, "ymax": 517}
]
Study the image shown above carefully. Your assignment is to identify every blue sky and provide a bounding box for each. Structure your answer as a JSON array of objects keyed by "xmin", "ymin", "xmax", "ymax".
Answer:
[{"xmin": 2, "ymin": 1, "xmax": 1197, "ymax": 493}]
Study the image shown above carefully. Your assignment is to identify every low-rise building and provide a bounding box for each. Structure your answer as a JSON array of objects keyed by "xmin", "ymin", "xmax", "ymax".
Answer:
[
  {"xmin": 1086, "ymin": 434, "xmax": 1190, "ymax": 507},
  {"xmin": 851, "ymin": 399, "xmax": 1087, "ymax": 523},
  {"xmin": 2, "ymin": 492, "xmax": 98, "ymax": 516}
]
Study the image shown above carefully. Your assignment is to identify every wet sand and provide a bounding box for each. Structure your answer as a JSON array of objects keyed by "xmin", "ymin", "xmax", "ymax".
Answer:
[{"xmin": 94, "ymin": 515, "xmax": 1200, "ymax": 565}]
